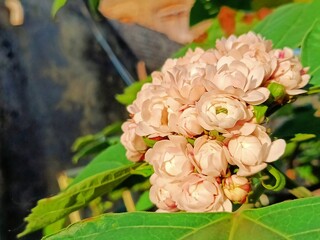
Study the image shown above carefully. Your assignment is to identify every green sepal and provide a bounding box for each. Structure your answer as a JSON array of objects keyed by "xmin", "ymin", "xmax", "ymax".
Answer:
[
  {"xmin": 268, "ymin": 82, "xmax": 286, "ymax": 102},
  {"xmin": 253, "ymin": 105, "xmax": 268, "ymax": 124}
]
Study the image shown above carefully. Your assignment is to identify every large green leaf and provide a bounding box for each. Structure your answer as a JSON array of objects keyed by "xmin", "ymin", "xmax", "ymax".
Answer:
[
  {"xmin": 254, "ymin": 1, "xmax": 320, "ymax": 48},
  {"xmin": 18, "ymin": 144, "xmax": 138, "ymax": 237},
  {"xmin": 44, "ymin": 197, "xmax": 320, "ymax": 240},
  {"xmin": 301, "ymin": 20, "xmax": 320, "ymax": 86}
]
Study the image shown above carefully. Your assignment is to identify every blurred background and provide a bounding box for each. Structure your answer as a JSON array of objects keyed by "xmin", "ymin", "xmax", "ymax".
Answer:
[{"xmin": 0, "ymin": 1, "xmax": 143, "ymax": 239}]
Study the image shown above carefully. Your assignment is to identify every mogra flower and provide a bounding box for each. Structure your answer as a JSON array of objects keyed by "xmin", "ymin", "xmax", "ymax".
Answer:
[
  {"xmin": 227, "ymin": 123, "xmax": 286, "ymax": 176},
  {"xmin": 268, "ymin": 47, "xmax": 310, "ymax": 95},
  {"xmin": 170, "ymin": 106, "xmax": 204, "ymax": 138},
  {"xmin": 205, "ymin": 55, "xmax": 271, "ymax": 105},
  {"xmin": 196, "ymin": 91, "xmax": 253, "ymax": 132},
  {"xmin": 145, "ymin": 135, "xmax": 194, "ymax": 179},
  {"xmin": 149, "ymin": 173, "xmax": 179, "ymax": 212},
  {"xmin": 193, "ymin": 135, "xmax": 229, "ymax": 177},
  {"xmin": 175, "ymin": 173, "xmax": 232, "ymax": 212},
  {"xmin": 120, "ymin": 120, "xmax": 148, "ymax": 162}
]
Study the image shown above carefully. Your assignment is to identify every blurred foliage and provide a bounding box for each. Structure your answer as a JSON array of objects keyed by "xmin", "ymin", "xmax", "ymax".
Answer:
[{"xmin": 190, "ymin": 0, "xmax": 252, "ymax": 26}]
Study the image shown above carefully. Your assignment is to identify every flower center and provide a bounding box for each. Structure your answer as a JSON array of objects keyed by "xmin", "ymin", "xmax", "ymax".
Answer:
[{"xmin": 215, "ymin": 106, "xmax": 228, "ymax": 115}]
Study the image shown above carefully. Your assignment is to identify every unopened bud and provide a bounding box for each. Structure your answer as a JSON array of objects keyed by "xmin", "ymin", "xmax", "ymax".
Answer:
[{"xmin": 222, "ymin": 175, "xmax": 251, "ymax": 204}]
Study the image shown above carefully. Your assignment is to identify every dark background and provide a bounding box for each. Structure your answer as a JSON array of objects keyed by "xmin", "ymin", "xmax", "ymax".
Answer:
[{"xmin": 0, "ymin": 1, "xmax": 137, "ymax": 239}]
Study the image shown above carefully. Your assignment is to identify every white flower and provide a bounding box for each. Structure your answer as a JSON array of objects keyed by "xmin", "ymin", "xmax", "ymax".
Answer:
[
  {"xmin": 176, "ymin": 174, "xmax": 232, "ymax": 212},
  {"xmin": 193, "ymin": 135, "xmax": 228, "ymax": 177},
  {"xmin": 227, "ymin": 124, "xmax": 286, "ymax": 176},
  {"xmin": 145, "ymin": 135, "xmax": 194, "ymax": 179}
]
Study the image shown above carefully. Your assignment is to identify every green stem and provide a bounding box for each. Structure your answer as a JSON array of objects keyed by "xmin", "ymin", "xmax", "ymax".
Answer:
[{"xmin": 248, "ymin": 183, "xmax": 265, "ymax": 204}]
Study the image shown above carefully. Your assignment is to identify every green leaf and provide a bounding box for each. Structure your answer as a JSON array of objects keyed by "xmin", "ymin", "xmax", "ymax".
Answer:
[
  {"xmin": 42, "ymin": 218, "xmax": 66, "ymax": 237},
  {"xmin": 51, "ymin": 0, "xmax": 68, "ymax": 18},
  {"xmin": 130, "ymin": 163, "xmax": 154, "ymax": 178},
  {"xmin": 254, "ymin": 1, "xmax": 320, "ymax": 48},
  {"xmin": 69, "ymin": 143, "xmax": 132, "ymax": 187},
  {"xmin": 301, "ymin": 20, "xmax": 320, "ymax": 86},
  {"xmin": 290, "ymin": 133, "xmax": 316, "ymax": 142},
  {"xmin": 18, "ymin": 144, "xmax": 138, "ymax": 237},
  {"xmin": 115, "ymin": 79, "xmax": 151, "ymax": 106},
  {"xmin": 273, "ymin": 105, "xmax": 320, "ymax": 139},
  {"xmin": 72, "ymin": 122, "xmax": 122, "ymax": 152},
  {"xmin": 253, "ymin": 105, "xmax": 268, "ymax": 124},
  {"xmin": 189, "ymin": 0, "xmax": 219, "ymax": 26},
  {"xmin": 260, "ymin": 165, "xmax": 286, "ymax": 192},
  {"xmin": 135, "ymin": 191, "xmax": 154, "ymax": 211},
  {"xmin": 44, "ymin": 197, "xmax": 320, "ymax": 240},
  {"xmin": 71, "ymin": 122, "xmax": 122, "ymax": 163}
]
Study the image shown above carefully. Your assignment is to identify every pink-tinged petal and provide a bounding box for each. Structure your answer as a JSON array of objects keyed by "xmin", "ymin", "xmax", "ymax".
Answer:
[
  {"xmin": 286, "ymin": 89, "xmax": 307, "ymax": 95},
  {"xmin": 265, "ymin": 139, "xmax": 286, "ymax": 163},
  {"xmin": 242, "ymin": 88, "xmax": 270, "ymax": 105},
  {"xmin": 237, "ymin": 163, "xmax": 267, "ymax": 176},
  {"xmin": 239, "ymin": 123, "xmax": 257, "ymax": 136}
]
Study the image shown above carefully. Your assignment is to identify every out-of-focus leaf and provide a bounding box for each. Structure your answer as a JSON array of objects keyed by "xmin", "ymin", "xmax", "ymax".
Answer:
[
  {"xmin": 72, "ymin": 122, "xmax": 122, "ymax": 152},
  {"xmin": 251, "ymin": 0, "xmax": 293, "ymax": 10},
  {"xmin": 189, "ymin": 0, "xmax": 219, "ymax": 26},
  {"xmin": 273, "ymin": 105, "xmax": 320, "ymax": 139},
  {"xmin": 290, "ymin": 133, "xmax": 316, "ymax": 142},
  {"xmin": 51, "ymin": 0, "xmax": 68, "ymax": 17},
  {"xmin": 130, "ymin": 163, "xmax": 154, "ymax": 178},
  {"xmin": 254, "ymin": 1, "xmax": 320, "ymax": 48},
  {"xmin": 18, "ymin": 144, "xmax": 138, "ymax": 237},
  {"xmin": 42, "ymin": 218, "xmax": 66, "ymax": 237},
  {"xmin": 44, "ymin": 197, "xmax": 320, "ymax": 240},
  {"xmin": 135, "ymin": 191, "xmax": 154, "ymax": 211},
  {"xmin": 71, "ymin": 122, "xmax": 122, "ymax": 163},
  {"xmin": 18, "ymin": 163, "xmax": 138, "ymax": 237},
  {"xmin": 115, "ymin": 78, "xmax": 151, "ymax": 106},
  {"xmin": 301, "ymin": 20, "xmax": 320, "ymax": 87},
  {"xmin": 296, "ymin": 165, "xmax": 319, "ymax": 185},
  {"xmin": 190, "ymin": 0, "xmax": 252, "ymax": 26}
]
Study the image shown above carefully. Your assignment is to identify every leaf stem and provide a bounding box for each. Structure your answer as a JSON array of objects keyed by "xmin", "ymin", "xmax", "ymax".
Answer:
[
  {"xmin": 248, "ymin": 182, "xmax": 265, "ymax": 204},
  {"xmin": 122, "ymin": 189, "xmax": 136, "ymax": 212}
]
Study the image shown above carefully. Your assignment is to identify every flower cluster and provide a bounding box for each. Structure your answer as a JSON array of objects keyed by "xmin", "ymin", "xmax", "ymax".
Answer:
[{"xmin": 121, "ymin": 32, "xmax": 309, "ymax": 212}]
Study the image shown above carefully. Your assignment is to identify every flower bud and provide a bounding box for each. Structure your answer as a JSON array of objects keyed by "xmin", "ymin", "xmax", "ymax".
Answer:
[{"xmin": 222, "ymin": 175, "xmax": 251, "ymax": 204}]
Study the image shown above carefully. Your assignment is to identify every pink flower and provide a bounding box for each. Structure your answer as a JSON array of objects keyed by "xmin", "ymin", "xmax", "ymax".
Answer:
[
  {"xmin": 171, "ymin": 106, "xmax": 204, "ymax": 137},
  {"xmin": 120, "ymin": 120, "xmax": 147, "ymax": 162},
  {"xmin": 153, "ymin": 48, "xmax": 217, "ymax": 105},
  {"xmin": 205, "ymin": 56, "xmax": 270, "ymax": 105},
  {"xmin": 196, "ymin": 91, "xmax": 253, "ymax": 131},
  {"xmin": 222, "ymin": 175, "xmax": 251, "ymax": 204},
  {"xmin": 129, "ymin": 84, "xmax": 182, "ymax": 137},
  {"xmin": 149, "ymin": 174, "xmax": 179, "ymax": 212},
  {"xmin": 216, "ymin": 32, "xmax": 273, "ymax": 54},
  {"xmin": 227, "ymin": 123, "xmax": 286, "ymax": 176},
  {"xmin": 193, "ymin": 135, "xmax": 229, "ymax": 177},
  {"xmin": 269, "ymin": 47, "xmax": 310, "ymax": 95},
  {"xmin": 176, "ymin": 174, "xmax": 232, "ymax": 212},
  {"xmin": 145, "ymin": 135, "xmax": 194, "ymax": 179}
]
